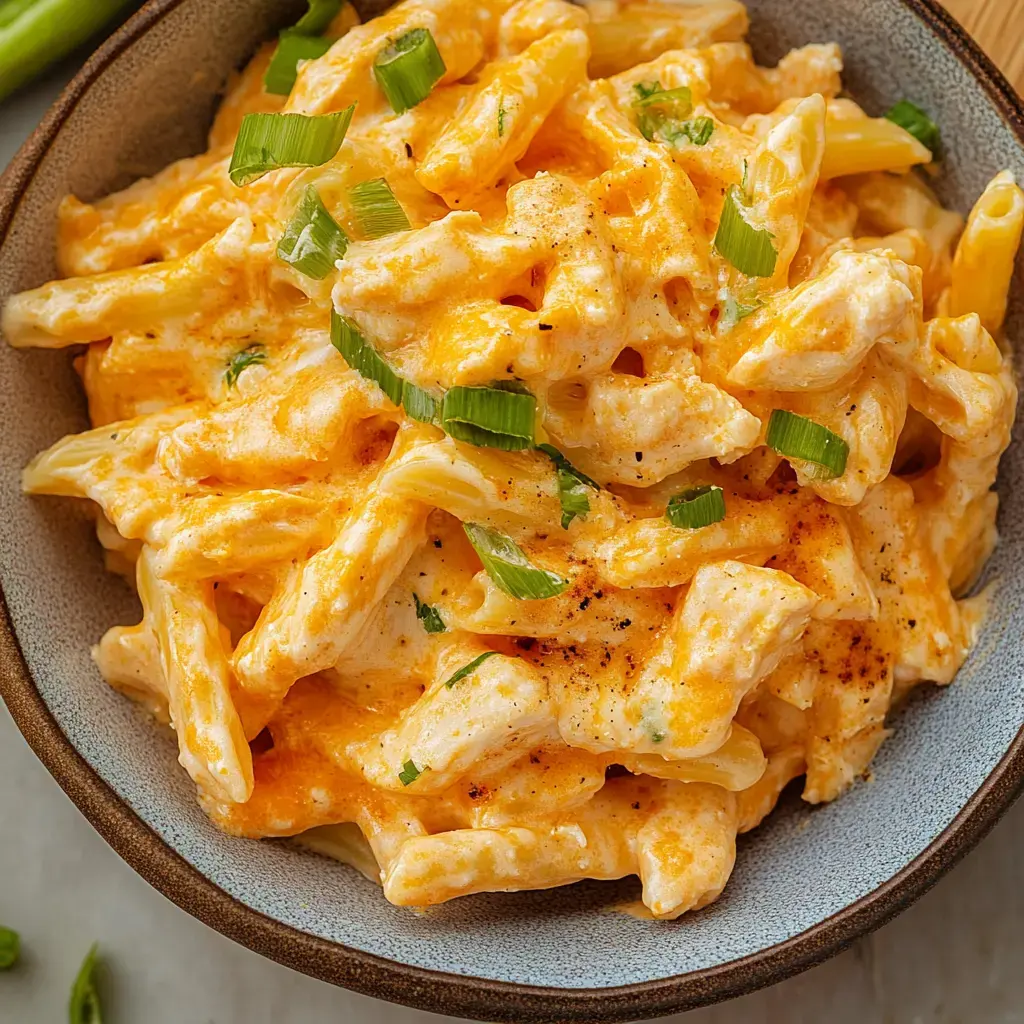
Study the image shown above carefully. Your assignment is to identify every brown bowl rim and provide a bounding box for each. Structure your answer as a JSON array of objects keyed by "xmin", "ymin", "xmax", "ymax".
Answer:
[{"xmin": 2, "ymin": 0, "xmax": 1024, "ymax": 1020}]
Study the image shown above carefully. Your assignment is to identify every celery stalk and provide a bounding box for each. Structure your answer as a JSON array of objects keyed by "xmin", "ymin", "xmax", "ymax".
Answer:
[{"xmin": 0, "ymin": 0, "xmax": 136, "ymax": 103}]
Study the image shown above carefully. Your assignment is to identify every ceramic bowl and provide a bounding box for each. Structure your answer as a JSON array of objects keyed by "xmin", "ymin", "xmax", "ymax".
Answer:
[{"xmin": 2, "ymin": 0, "xmax": 1024, "ymax": 1019}]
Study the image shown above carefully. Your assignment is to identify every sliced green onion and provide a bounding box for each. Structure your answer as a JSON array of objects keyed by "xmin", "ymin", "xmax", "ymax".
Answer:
[
  {"xmin": 294, "ymin": 0, "xmax": 343, "ymax": 35},
  {"xmin": 0, "ymin": 926, "xmax": 19, "ymax": 970},
  {"xmin": 69, "ymin": 943, "xmax": 102, "ymax": 1024},
  {"xmin": 398, "ymin": 758, "xmax": 423, "ymax": 786},
  {"xmin": 277, "ymin": 185, "xmax": 348, "ymax": 279},
  {"xmin": 403, "ymin": 383, "xmax": 440, "ymax": 424},
  {"xmin": 674, "ymin": 115, "xmax": 714, "ymax": 146},
  {"xmin": 766, "ymin": 410, "xmax": 849, "ymax": 479},
  {"xmin": 537, "ymin": 443, "xmax": 599, "ymax": 529},
  {"xmin": 443, "ymin": 650, "xmax": 499, "ymax": 688},
  {"xmin": 330, "ymin": 310, "xmax": 404, "ymax": 406},
  {"xmin": 885, "ymin": 99, "xmax": 941, "ymax": 157},
  {"xmin": 463, "ymin": 522, "xmax": 568, "ymax": 600},
  {"xmin": 714, "ymin": 184, "xmax": 778, "ymax": 278},
  {"xmin": 349, "ymin": 177, "xmax": 411, "ymax": 238},
  {"xmin": 413, "ymin": 592, "xmax": 446, "ymax": 634},
  {"xmin": 224, "ymin": 344, "xmax": 267, "ymax": 388},
  {"xmin": 497, "ymin": 103, "xmax": 508, "ymax": 137},
  {"xmin": 665, "ymin": 485, "xmax": 726, "ymax": 530},
  {"xmin": 441, "ymin": 385, "xmax": 536, "ymax": 451},
  {"xmin": 633, "ymin": 83, "xmax": 692, "ymax": 111},
  {"xmin": 229, "ymin": 108, "xmax": 354, "ymax": 186},
  {"xmin": 720, "ymin": 292, "xmax": 762, "ymax": 330},
  {"xmin": 264, "ymin": 31, "xmax": 333, "ymax": 96},
  {"xmin": 374, "ymin": 28, "xmax": 446, "ymax": 114}
]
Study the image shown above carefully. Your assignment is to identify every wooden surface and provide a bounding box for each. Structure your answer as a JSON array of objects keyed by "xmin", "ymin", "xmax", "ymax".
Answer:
[{"xmin": 942, "ymin": 0, "xmax": 1024, "ymax": 93}]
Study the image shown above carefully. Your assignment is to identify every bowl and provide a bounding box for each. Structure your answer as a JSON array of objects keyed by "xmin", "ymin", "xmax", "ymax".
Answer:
[{"xmin": 2, "ymin": 0, "xmax": 1024, "ymax": 1019}]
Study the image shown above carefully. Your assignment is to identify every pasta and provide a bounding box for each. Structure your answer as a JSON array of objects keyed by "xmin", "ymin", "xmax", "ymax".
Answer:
[{"xmin": 2, "ymin": 0, "xmax": 1020, "ymax": 920}]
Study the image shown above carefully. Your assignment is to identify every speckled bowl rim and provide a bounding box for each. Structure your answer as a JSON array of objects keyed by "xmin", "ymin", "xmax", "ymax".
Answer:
[{"xmin": 2, "ymin": 1, "xmax": 1024, "ymax": 1020}]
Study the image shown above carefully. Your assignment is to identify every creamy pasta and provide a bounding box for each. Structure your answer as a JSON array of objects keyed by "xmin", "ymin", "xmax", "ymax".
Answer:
[{"xmin": 3, "ymin": 0, "xmax": 1021, "ymax": 919}]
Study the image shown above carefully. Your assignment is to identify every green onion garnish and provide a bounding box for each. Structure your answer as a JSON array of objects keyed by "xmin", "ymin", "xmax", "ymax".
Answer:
[
  {"xmin": 884, "ymin": 99, "xmax": 941, "ymax": 157},
  {"xmin": 766, "ymin": 410, "xmax": 849, "ymax": 479},
  {"xmin": 441, "ymin": 385, "xmax": 536, "ymax": 451},
  {"xmin": 330, "ymin": 311, "xmax": 405, "ymax": 406},
  {"xmin": 402, "ymin": 383, "xmax": 440, "ymax": 424},
  {"xmin": 264, "ymin": 31, "xmax": 332, "ymax": 95},
  {"xmin": 229, "ymin": 108, "xmax": 354, "ymax": 186},
  {"xmin": 374, "ymin": 28, "xmax": 446, "ymax": 114},
  {"xmin": 277, "ymin": 185, "xmax": 348, "ymax": 279},
  {"xmin": 537, "ymin": 443, "xmax": 599, "ymax": 529},
  {"xmin": 673, "ymin": 115, "xmax": 714, "ymax": 146},
  {"xmin": 463, "ymin": 522, "xmax": 569, "ymax": 600},
  {"xmin": 0, "ymin": 926, "xmax": 19, "ymax": 970},
  {"xmin": 398, "ymin": 759, "xmax": 423, "ymax": 786},
  {"xmin": 714, "ymin": 184, "xmax": 778, "ymax": 278},
  {"xmin": 69, "ymin": 943, "xmax": 102, "ymax": 1024},
  {"xmin": 497, "ymin": 103, "xmax": 507, "ymax": 137},
  {"xmin": 665, "ymin": 485, "xmax": 726, "ymax": 530},
  {"xmin": 720, "ymin": 292, "xmax": 762, "ymax": 330},
  {"xmin": 293, "ymin": 0, "xmax": 343, "ymax": 34},
  {"xmin": 443, "ymin": 650, "xmax": 499, "ymax": 688},
  {"xmin": 633, "ymin": 83, "xmax": 692, "ymax": 111},
  {"xmin": 413, "ymin": 592, "xmax": 446, "ymax": 634},
  {"xmin": 224, "ymin": 343, "xmax": 267, "ymax": 388},
  {"xmin": 349, "ymin": 177, "xmax": 411, "ymax": 238}
]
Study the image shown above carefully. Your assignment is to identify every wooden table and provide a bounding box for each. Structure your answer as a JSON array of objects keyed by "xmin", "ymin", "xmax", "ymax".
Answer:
[{"xmin": 943, "ymin": 0, "xmax": 1024, "ymax": 93}]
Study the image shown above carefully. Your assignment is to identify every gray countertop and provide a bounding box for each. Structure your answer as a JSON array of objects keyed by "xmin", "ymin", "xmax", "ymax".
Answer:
[{"xmin": 3, "ymin": 57, "xmax": 1024, "ymax": 1024}]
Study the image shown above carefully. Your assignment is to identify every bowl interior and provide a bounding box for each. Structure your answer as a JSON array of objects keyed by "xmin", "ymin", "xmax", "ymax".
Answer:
[{"xmin": 1, "ymin": 0, "xmax": 1024, "ymax": 1003}]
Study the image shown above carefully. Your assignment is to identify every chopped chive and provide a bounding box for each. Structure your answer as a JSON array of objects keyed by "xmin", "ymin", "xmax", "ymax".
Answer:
[
  {"xmin": 714, "ymin": 184, "xmax": 778, "ymax": 278},
  {"xmin": 294, "ymin": 0, "xmax": 343, "ymax": 34},
  {"xmin": 349, "ymin": 177, "xmax": 411, "ymax": 238},
  {"xmin": 330, "ymin": 311, "xmax": 405, "ymax": 406},
  {"xmin": 224, "ymin": 343, "xmax": 267, "ymax": 388},
  {"xmin": 374, "ymin": 28, "xmax": 446, "ymax": 114},
  {"xmin": 229, "ymin": 107, "xmax": 354, "ymax": 186},
  {"xmin": 441, "ymin": 385, "xmax": 536, "ymax": 451},
  {"xmin": 665, "ymin": 485, "xmax": 726, "ymax": 529},
  {"xmin": 264, "ymin": 31, "xmax": 332, "ymax": 95},
  {"xmin": 885, "ymin": 99, "xmax": 941, "ymax": 157},
  {"xmin": 766, "ymin": 410, "xmax": 849, "ymax": 479},
  {"xmin": 674, "ymin": 115, "xmax": 714, "ymax": 146},
  {"xmin": 413, "ymin": 592, "xmax": 446, "ymax": 634},
  {"xmin": 443, "ymin": 650, "xmax": 499, "ymax": 688},
  {"xmin": 463, "ymin": 522, "xmax": 569, "ymax": 600},
  {"xmin": 398, "ymin": 758, "xmax": 423, "ymax": 786},
  {"xmin": 537, "ymin": 443, "xmax": 599, "ymax": 529},
  {"xmin": 69, "ymin": 943, "xmax": 102, "ymax": 1024},
  {"xmin": 633, "ymin": 83, "xmax": 692, "ymax": 111},
  {"xmin": 0, "ymin": 926, "xmax": 19, "ymax": 970},
  {"xmin": 277, "ymin": 185, "xmax": 348, "ymax": 279}
]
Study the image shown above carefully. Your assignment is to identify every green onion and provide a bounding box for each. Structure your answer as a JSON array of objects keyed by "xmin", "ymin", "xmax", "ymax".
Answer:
[
  {"xmin": 720, "ymin": 292, "xmax": 762, "ymax": 330},
  {"xmin": 463, "ymin": 522, "xmax": 569, "ymax": 600},
  {"xmin": 441, "ymin": 385, "xmax": 536, "ymax": 450},
  {"xmin": 402, "ymin": 383, "xmax": 440, "ymax": 424},
  {"xmin": 671, "ymin": 115, "xmax": 714, "ymax": 146},
  {"xmin": 714, "ymin": 184, "xmax": 778, "ymax": 278},
  {"xmin": 0, "ymin": 0, "xmax": 135, "ymax": 104},
  {"xmin": 766, "ymin": 410, "xmax": 849, "ymax": 479},
  {"xmin": 0, "ymin": 926, "xmax": 19, "ymax": 970},
  {"xmin": 633, "ymin": 83, "xmax": 692, "ymax": 111},
  {"xmin": 264, "ymin": 31, "xmax": 333, "ymax": 95},
  {"xmin": 665, "ymin": 485, "xmax": 726, "ymax": 529},
  {"xmin": 294, "ymin": 0, "xmax": 343, "ymax": 35},
  {"xmin": 277, "ymin": 185, "xmax": 348, "ymax": 279},
  {"xmin": 69, "ymin": 943, "xmax": 102, "ymax": 1024},
  {"xmin": 374, "ymin": 28, "xmax": 446, "ymax": 114},
  {"xmin": 398, "ymin": 759, "xmax": 423, "ymax": 786},
  {"xmin": 224, "ymin": 344, "xmax": 267, "ymax": 388},
  {"xmin": 885, "ymin": 99, "xmax": 941, "ymax": 157},
  {"xmin": 443, "ymin": 650, "xmax": 499, "ymax": 688},
  {"xmin": 349, "ymin": 177, "xmax": 411, "ymax": 238},
  {"xmin": 537, "ymin": 443, "xmax": 598, "ymax": 529},
  {"xmin": 498, "ymin": 103, "xmax": 508, "ymax": 137},
  {"xmin": 413, "ymin": 592, "xmax": 446, "ymax": 634},
  {"xmin": 330, "ymin": 311, "xmax": 405, "ymax": 406},
  {"xmin": 229, "ymin": 108, "xmax": 354, "ymax": 186}
]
